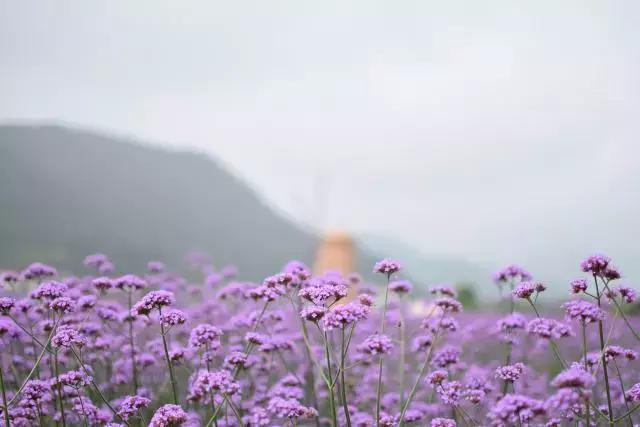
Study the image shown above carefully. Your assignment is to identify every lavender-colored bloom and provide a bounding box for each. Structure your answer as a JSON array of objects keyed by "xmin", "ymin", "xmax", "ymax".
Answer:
[
  {"xmin": 147, "ymin": 261, "xmax": 166, "ymax": 274},
  {"xmin": 488, "ymin": 394, "xmax": 545, "ymax": 426},
  {"xmin": 432, "ymin": 345, "xmax": 461, "ymax": 368},
  {"xmin": 188, "ymin": 370, "xmax": 240, "ymax": 402},
  {"xmin": 627, "ymin": 382, "xmax": 640, "ymax": 402},
  {"xmin": 31, "ymin": 281, "xmax": 68, "ymax": 300},
  {"xmin": 84, "ymin": 253, "xmax": 110, "ymax": 269},
  {"xmin": 551, "ymin": 365, "xmax": 596, "ymax": 389},
  {"xmin": 22, "ymin": 262, "xmax": 57, "ymax": 280},
  {"xmin": 357, "ymin": 333, "xmax": 393, "ymax": 356},
  {"xmin": 431, "ymin": 418, "xmax": 456, "ymax": 427},
  {"xmin": 115, "ymin": 274, "xmax": 147, "ymax": 291},
  {"xmin": 0, "ymin": 297, "xmax": 16, "ymax": 313},
  {"xmin": 267, "ymin": 397, "xmax": 318, "ymax": 419},
  {"xmin": 373, "ymin": 258, "xmax": 402, "ymax": 275},
  {"xmin": 49, "ymin": 296, "xmax": 76, "ymax": 313},
  {"xmin": 569, "ymin": 278, "xmax": 588, "ymax": 294},
  {"xmin": 495, "ymin": 362, "xmax": 525, "ymax": 382},
  {"xmin": 526, "ymin": 318, "xmax": 574, "ymax": 339},
  {"xmin": 492, "ymin": 264, "xmax": 531, "ymax": 284},
  {"xmin": 52, "ymin": 325, "xmax": 87, "ymax": 348},
  {"xmin": 92, "ymin": 277, "xmax": 114, "ymax": 292},
  {"xmin": 188, "ymin": 324, "xmax": 222, "ymax": 348},
  {"xmin": 160, "ymin": 309, "xmax": 187, "ymax": 326},
  {"xmin": 149, "ymin": 404, "xmax": 188, "ymax": 427},
  {"xmin": 426, "ymin": 369, "xmax": 448, "ymax": 385},
  {"xmin": 616, "ymin": 284, "xmax": 637, "ymax": 303},
  {"xmin": 298, "ymin": 277, "xmax": 348, "ymax": 304},
  {"xmin": 429, "ymin": 285, "xmax": 457, "ymax": 297},
  {"xmin": 131, "ymin": 290, "xmax": 174, "ymax": 316},
  {"xmin": 497, "ymin": 313, "xmax": 526, "ymax": 332},
  {"xmin": 412, "ymin": 334, "xmax": 433, "ymax": 352},
  {"xmin": 300, "ymin": 305, "xmax": 327, "ymax": 322},
  {"xmin": 52, "ymin": 369, "xmax": 92, "ymax": 388},
  {"xmin": 434, "ymin": 297, "xmax": 462, "ymax": 313},
  {"xmin": 0, "ymin": 270, "xmax": 20, "ymax": 284},
  {"xmin": 512, "ymin": 281, "xmax": 536, "ymax": 299},
  {"xmin": 21, "ymin": 380, "xmax": 50, "ymax": 402},
  {"xmin": 321, "ymin": 302, "xmax": 370, "ymax": 331},
  {"xmin": 562, "ymin": 299, "xmax": 605, "ymax": 324},
  {"xmin": 117, "ymin": 395, "xmax": 151, "ymax": 420},
  {"xmin": 389, "ymin": 280, "xmax": 412, "ymax": 294}
]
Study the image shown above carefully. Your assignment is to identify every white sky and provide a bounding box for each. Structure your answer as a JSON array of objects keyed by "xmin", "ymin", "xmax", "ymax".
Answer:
[{"xmin": 2, "ymin": 1, "xmax": 639, "ymax": 281}]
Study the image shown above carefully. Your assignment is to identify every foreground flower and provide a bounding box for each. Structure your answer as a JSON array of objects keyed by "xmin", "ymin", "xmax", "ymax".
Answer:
[
  {"xmin": 117, "ymin": 395, "xmax": 151, "ymax": 421},
  {"xmin": 321, "ymin": 302, "xmax": 370, "ymax": 331},
  {"xmin": 358, "ymin": 333, "xmax": 394, "ymax": 356},
  {"xmin": 149, "ymin": 404, "xmax": 188, "ymax": 427},
  {"xmin": 267, "ymin": 397, "xmax": 318, "ymax": 420},
  {"xmin": 373, "ymin": 258, "xmax": 402, "ymax": 275}
]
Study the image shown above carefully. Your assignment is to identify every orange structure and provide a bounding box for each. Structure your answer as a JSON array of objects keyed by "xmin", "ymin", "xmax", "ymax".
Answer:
[{"xmin": 313, "ymin": 230, "xmax": 355, "ymax": 276}]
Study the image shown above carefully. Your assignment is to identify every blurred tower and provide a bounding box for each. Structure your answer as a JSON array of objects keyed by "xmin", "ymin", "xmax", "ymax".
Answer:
[
  {"xmin": 313, "ymin": 231, "xmax": 358, "ymax": 300},
  {"xmin": 313, "ymin": 230, "xmax": 354, "ymax": 276}
]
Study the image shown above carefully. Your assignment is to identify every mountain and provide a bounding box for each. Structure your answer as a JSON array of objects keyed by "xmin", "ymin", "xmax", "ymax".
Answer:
[{"xmin": 0, "ymin": 124, "xmax": 324, "ymax": 278}]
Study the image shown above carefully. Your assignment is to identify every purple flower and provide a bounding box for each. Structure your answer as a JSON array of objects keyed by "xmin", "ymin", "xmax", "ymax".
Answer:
[
  {"xmin": 562, "ymin": 299, "xmax": 605, "ymax": 324},
  {"xmin": 49, "ymin": 296, "xmax": 76, "ymax": 313},
  {"xmin": 431, "ymin": 418, "xmax": 456, "ymax": 427},
  {"xmin": 616, "ymin": 284, "xmax": 637, "ymax": 303},
  {"xmin": 149, "ymin": 404, "xmax": 188, "ymax": 427},
  {"xmin": 492, "ymin": 264, "xmax": 532, "ymax": 284},
  {"xmin": 389, "ymin": 280, "xmax": 412, "ymax": 294},
  {"xmin": 373, "ymin": 258, "xmax": 402, "ymax": 275},
  {"xmin": 298, "ymin": 277, "xmax": 348, "ymax": 304},
  {"xmin": 52, "ymin": 369, "xmax": 92, "ymax": 388},
  {"xmin": 52, "ymin": 325, "xmax": 87, "ymax": 348},
  {"xmin": 626, "ymin": 382, "xmax": 640, "ymax": 402},
  {"xmin": 300, "ymin": 305, "xmax": 327, "ymax": 322},
  {"xmin": 495, "ymin": 362, "xmax": 525, "ymax": 382},
  {"xmin": 31, "ymin": 281, "xmax": 67, "ymax": 300},
  {"xmin": 188, "ymin": 370, "xmax": 240, "ymax": 401},
  {"xmin": 0, "ymin": 297, "xmax": 16, "ymax": 313},
  {"xmin": 0, "ymin": 271, "xmax": 20, "ymax": 284},
  {"xmin": 117, "ymin": 395, "xmax": 151, "ymax": 421},
  {"xmin": 267, "ymin": 397, "xmax": 318, "ymax": 419},
  {"xmin": 160, "ymin": 309, "xmax": 187, "ymax": 326},
  {"xmin": 432, "ymin": 346, "xmax": 461, "ymax": 368},
  {"xmin": 580, "ymin": 254, "xmax": 611, "ymax": 275},
  {"xmin": 188, "ymin": 324, "xmax": 222, "ymax": 348},
  {"xmin": 131, "ymin": 290, "xmax": 174, "ymax": 316},
  {"xmin": 321, "ymin": 302, "xmax": 370, "ymax": 331},
  {"xmin": 497, "ymin": 313, "xmax": 526, "ymax": 332},
  {"xmin": 551, "ymin": 365, "xmax": 596, "ymax": 389},
  {"xmin": 22, "ymin": 262, "xmax": 57, "ymax": 280},
  {"xmin": 147, "ymin": 261, "xmax": 166, "ymax": 274},
  {"xmin": 570, "ymin": 278, "xmax": 588, "ymax": 294},
  {"xmin": 512, "ymin": 282, "xmax": 536, "ymax": 299},
  {"xmin": 434, "ymin": 297, "xmax": 463, "ymax": 313},
  {"xmin": 426, "ymin": 370, "xmax": 448, "ymax": 385},
  {"xmin": 526, "ymin": 318, "xmax": 574, "ymax": 339},
  {"xmin": 92, "ymin": 277, "xmax": 114, "ymax": 292},
  {"xmin": 84, "ymin": 253, "xmax": 110, "ymax": 269},
  {"xmin": 488, "ymin": 394, "xmax": 545, "ymax": 426},
  {"xmin": 115, "ymin": 274, "xmax": 147, "ymax": 291},
  {"xmin": 357, "ymin": 333, "xmax": 393, "ymax": 356}
]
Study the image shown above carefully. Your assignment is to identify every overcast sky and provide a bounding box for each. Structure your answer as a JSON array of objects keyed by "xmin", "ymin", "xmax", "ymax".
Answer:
[{"xmin": 2, "ymin": 1, "xmax": 639, "ymax": 282}]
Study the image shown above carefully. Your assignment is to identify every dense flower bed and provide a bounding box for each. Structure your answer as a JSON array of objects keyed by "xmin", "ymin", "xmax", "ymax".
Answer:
[{"xmin": 0, "ymin": 253, "xmax": 638, "ymax": 426}]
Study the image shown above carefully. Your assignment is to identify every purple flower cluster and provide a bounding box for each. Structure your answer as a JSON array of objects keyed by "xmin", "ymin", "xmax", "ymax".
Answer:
[{"xmin": 0, "ymin": 254, "xmax": 636, "ymax": 427}]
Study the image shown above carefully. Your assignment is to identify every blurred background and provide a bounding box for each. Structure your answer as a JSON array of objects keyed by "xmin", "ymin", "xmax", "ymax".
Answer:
[{"xmin": 1, "ymin": 1, "xmax": 639, "ymax": 301}]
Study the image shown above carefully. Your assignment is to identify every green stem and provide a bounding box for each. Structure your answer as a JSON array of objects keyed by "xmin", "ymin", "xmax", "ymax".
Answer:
[
  {"xmin": 340, "ymin": 329, "xmax": 352, "ymax": 427},
  {"xmin": 127, "ymin": 290, "xmax": 139, "ymax": 395},
  {"xmin": 70, "ymin": 348, "xmax": 131, "ymax": 427},
  {"xmin": 7, "ymin": 316, "xmax": 61, "ymax": 406},
  {"xmin": 0, "ymin": 362, "xmax": 10, "ymax": 427},
  {"xmin": 582, "ymin": 323, "xmax": 590, "ymax": 427},
  {"xmin": 376, "ymin": 273, "xmax": 391, "ymax": 426},
  {"xmin": 158, "ymin": 308, "xmax": 179, "ymax": 404},
  {"xmin": 324, "ymin": 331, "xmax": 337, "ymax": 427},
  {"xmin": 613, "ymin": 360, "xmax": 633, "ymax": 427},
  {"xmin": 594, "ymin": 276, "xmax": 614, "ymax": 425},
  {"xmin": 398, "ymin": 326, "xmax": 442, "ymax": 426}
]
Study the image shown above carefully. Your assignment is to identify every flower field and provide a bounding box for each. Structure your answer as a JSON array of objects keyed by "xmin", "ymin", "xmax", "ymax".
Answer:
[{"xmin": 0, "ymin": 254, "xmax": 638, "ymax": 426}]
